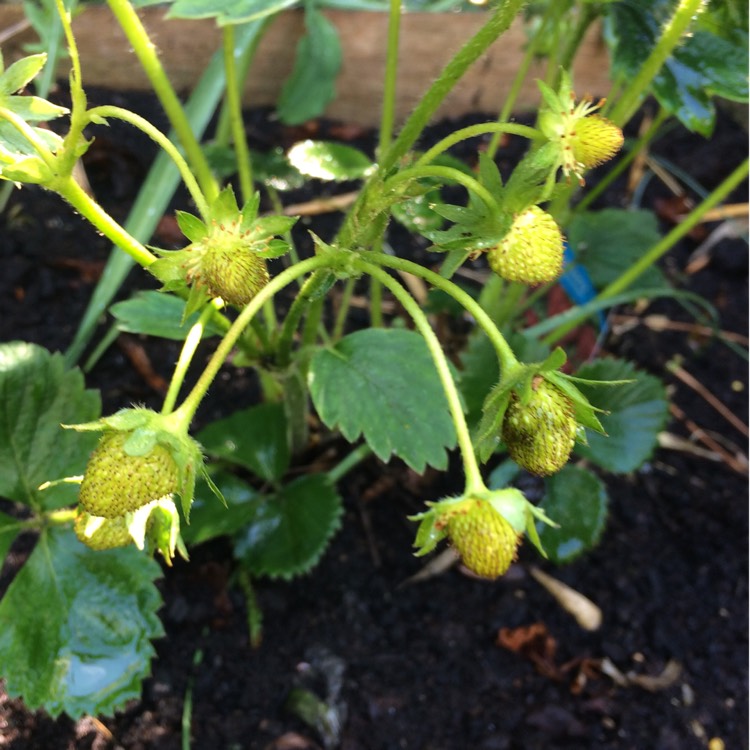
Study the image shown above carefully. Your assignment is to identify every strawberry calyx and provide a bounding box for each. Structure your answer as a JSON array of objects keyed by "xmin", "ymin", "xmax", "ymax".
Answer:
[
  {"xmin": 150, "ymin": 186, "xmax": 295, "ymax": 311},
  {"xmin": 410, "ymin": 488, "xmax": 557, "ymax": 579}
]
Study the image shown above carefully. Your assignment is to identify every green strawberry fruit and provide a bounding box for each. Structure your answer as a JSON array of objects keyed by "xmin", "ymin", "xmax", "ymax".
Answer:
[
  {"xmin": 502, "ymin": 377, "xmax": 577, "ymax": 476},
  {"xmin": 79, "ymin": 431, "xmax": 179, "ymax": 518},
  {"xmin": 201, "ymin": 244, "xmax": 270, "ymax": 307},
  {"xmin": 487, "ymin": 206, "xmax": 563, "ymax": 285},
  {"xmin": 74, "ymin": 511, "xmax": 132, "ymax": 551},
  {"xmin": 447, "ymin": 499, "xmax": 520, "ymax": 579}
]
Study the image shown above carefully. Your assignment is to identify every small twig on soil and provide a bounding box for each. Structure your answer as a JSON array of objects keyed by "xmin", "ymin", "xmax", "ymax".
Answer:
[
  {"xmin": 657, "ymin": 432, "xmax": 722, "ymax": 462},
  {"xmin": 669, "ymin": 403, "xmax": 749, "ymax": 476},
  {"xmin": 667, "ymin": 360, "xmax": 749, "ymax": 437},
  {"xmin": 529, "ymin": 566, "xmax": 602, "ymax": 631},
  {"xmin": 398, "ymin": 547, "xmax": 459, "ymax": 588},
  {"xmin": 609, "ymin": 313, "xmax": 749, "ymax": 347},
  {"xmin": 685, "ymin": 216, "xmax": 749, "ymax": 274}
]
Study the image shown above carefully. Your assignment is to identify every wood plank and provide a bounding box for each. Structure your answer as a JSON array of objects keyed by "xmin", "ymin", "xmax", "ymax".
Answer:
[{"xmin": 0, "ymin": 5, "xmax": 611, "ymax": 126}]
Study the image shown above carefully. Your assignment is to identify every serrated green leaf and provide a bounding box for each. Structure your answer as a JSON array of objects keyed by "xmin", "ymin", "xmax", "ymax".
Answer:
[
  {"xmin": 0, "ymin": 526, "xmax": 163, "ymax": 718},
  {"xmin": 567, "ymin": 209, "xmax": 665, "ymax": 290},
  {"xmin": 0, "ymin": 343, "xmax": 100, "ymax": 510},
  {"xmin": 110, "ymin": 291, "xmax": 224, "ymax": 340},
  {"xmin": 573, "ymin": 358, "xmax": 668, "ymax": 473},
  {"xmin": 0, "ymin": 511, "xmax": 23, "ymax": 564},
  {"xmin": 538, "ymin": 465, "xmax": 608, "ymax": 564},
  {"xmin": 309, "ymin": 329, "xmax": 457, "ymax": 472},
  {"xmin": 234, "ymin": 474, "xmax": 342, "ymax": 579},
  {"xmin": 277, "ymin": 7, "xmax": 341, "ymax": 124},
  {"xmin": 288, "ymin": 140, "xmax": 373, "ymax": 181},
  {"xmin": 197, "ymin": 403, "xmax": 290, "ymax": 481},
  {"xmin": 182, "ymin": 471, "xmax": 260, "ymax": 546}
]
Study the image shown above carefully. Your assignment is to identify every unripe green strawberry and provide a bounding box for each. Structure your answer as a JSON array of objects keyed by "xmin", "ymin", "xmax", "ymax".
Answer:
[
  {"xmin": 569, "ymin": 114, "xmax": 623, "ymax": 173},
  {"xmin": 487, "ymin": 206, "xmax": 563, "ymax": 285},
  {"xmin": 201, "ymin": 242, "xmax": 270, "ymax": 307},
  {"xmin": 447, "ymin": 499, "xmax": 519, "ymax": 579},
  {"xmin": 74, "ymin": 511, "xmax": 132, "ymax": 551},
  {"xmin": 79, "ymin": 431, "xmax": 179, "ymax": 518},
  {"xmin": 502, "ymin": 377, "xmax": 577, "ymax": 476}
]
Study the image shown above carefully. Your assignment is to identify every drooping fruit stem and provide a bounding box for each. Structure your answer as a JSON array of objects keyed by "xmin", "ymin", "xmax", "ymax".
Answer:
[
  {"xmin": 354, "ymin": 259, "xmax": 486, "ymax": 495},
  {"xmin": 172, "ymin": 254, "xmax": 337, "ymax": 427}
]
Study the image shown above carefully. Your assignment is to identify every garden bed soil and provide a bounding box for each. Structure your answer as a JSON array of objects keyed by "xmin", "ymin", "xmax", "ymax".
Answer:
[{"xmin": 0, "ymin": 94, "xmax": 747, "ymax": 750}]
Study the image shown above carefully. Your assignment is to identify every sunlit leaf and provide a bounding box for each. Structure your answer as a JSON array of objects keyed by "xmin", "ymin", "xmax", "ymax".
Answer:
[{"xmin": 0, "ymin": 526, "xmax": 163, "ymax": 718}]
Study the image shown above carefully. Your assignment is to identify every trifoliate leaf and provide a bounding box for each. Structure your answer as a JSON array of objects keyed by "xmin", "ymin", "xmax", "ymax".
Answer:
[
  {"xmin": 0, "ymin": 343, "xmax": 100, "ymax": 511},
  {"xmin": 309, "ymin": 329, "xmax": 457, "ymax": 472},
  {"xmin": 0, "ymin": 526, "xmax": 163, "ymax": 718}
]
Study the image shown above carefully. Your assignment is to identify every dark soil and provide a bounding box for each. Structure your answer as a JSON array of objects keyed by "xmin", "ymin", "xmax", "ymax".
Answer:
[{"xmin": 0, "ymin": 91, "xmax": 747, "ymax": 750}]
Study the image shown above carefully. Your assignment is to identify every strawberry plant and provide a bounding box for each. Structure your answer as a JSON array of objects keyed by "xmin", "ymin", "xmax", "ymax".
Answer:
[{"xmin": 0, "ymin": 0, "xmax": 746, "ymax": 721}]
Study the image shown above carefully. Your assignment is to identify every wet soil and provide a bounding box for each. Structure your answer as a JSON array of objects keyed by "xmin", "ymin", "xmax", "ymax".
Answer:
[{"xmin": 0, "ymin": 94, "xmax": 747, "ymax": 750}]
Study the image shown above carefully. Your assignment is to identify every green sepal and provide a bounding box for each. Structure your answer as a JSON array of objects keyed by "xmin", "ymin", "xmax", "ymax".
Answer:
[
  {"xmin": 176, "ymin": 210, "xmax": 208, "ymax": 242},
  {"xmin": 64, "ymin": 407, "xmax": 207, "ymax": 522}
]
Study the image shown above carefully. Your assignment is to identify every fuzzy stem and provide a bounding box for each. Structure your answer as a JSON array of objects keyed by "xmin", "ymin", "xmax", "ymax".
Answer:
[
  {"xmin": 327, "ymin": 443, "xmax": 373, "ymax": 484},
  {"xmin": 355, "ymin": 259, "xmax": 485, "ymax": 494},
  {"xmin": 378, "ymin": 0, "xmax": 402, "ymax": 157},
  {"xmin": 88, "ymin": 105, "xmax": 210, "ymax": 219},
  {"xmin": 223, "ymin": 24, "xmax": 254, "ymax": 202},
  {"xmin": 418, "ymin": 123, "xmax": 541, "ymax": 167},
  {"xmin": 106, "ymin": 0, "xmax": 219, "ymax": 201},
  {"xmin": 385, "ymin": 164, "xmax": 500, "ymax": 214},
  {"xmin": 276, "ymin": 269, "xmax": 333, "ymax": 367},
  {"xmin": 55, "ymin": 176, "xmax": 156, "ymax": 268},
  {"xmin": 380, "ymin": 0, "xmax": 526, "ymax": 173},
  {"xmin": 54, "ymin": 0, "xmax": 88, "ymax": 176},
  {"xmin": 161, "ymin": 299, "xmax": 223, "ymax": 416},
  {"xmin": 365, "ymin": 251, "xmax": 519, "ymax": 373},
  {"xmin": 599, "ymin": 158, "xmax": 749, "ymax": 298},
  {"xmin": 607, "ymin": 0, "xmax": 707, "ymax": 128},
  {"xmin": 332, "ymin": 277, "xmax": 356, "ymax": 341}
]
